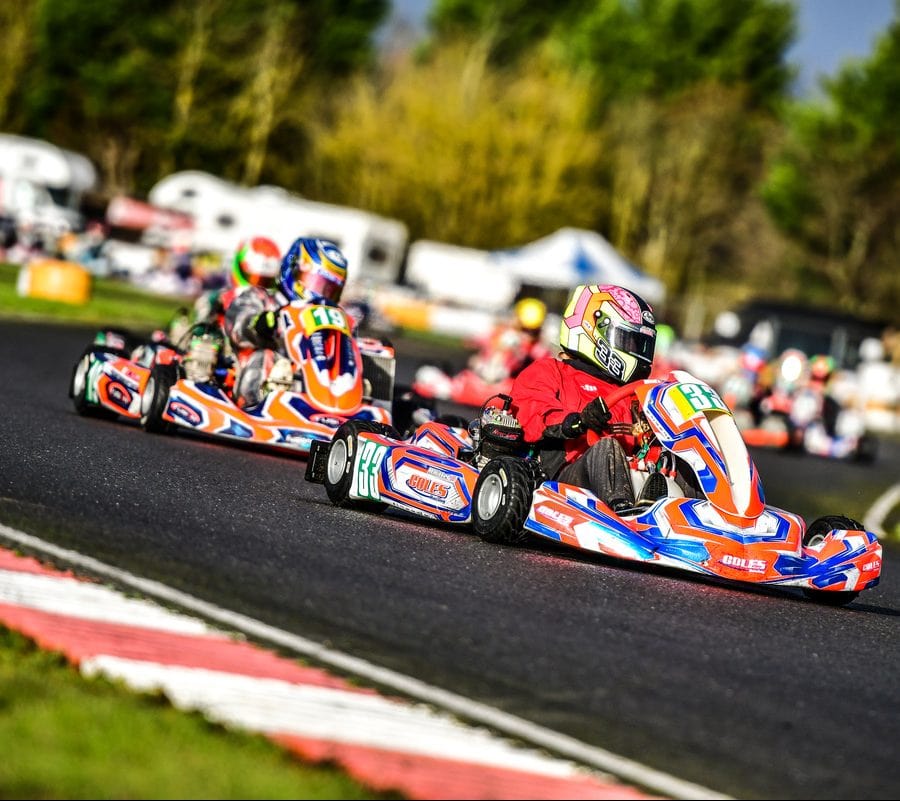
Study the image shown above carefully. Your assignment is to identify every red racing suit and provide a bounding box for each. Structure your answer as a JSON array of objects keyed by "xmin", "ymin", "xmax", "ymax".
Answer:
[{"xmin": 509, "ymin": 355, "xmax": 640, "ymax": 477}]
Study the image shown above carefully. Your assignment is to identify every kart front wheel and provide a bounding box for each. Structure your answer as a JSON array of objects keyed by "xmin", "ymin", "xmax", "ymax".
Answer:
[
  {"xmin": 801, "ymin": 515, "xmax": 864, "ymax": 606},
  {"xmin": 140, "ymin": 364, "xmax": 178, "ymax": 434},
  {"xmin": 323, "ymin": 420, "xmax": 400, "ymax": 511},
  {"xmin": 69, "ymin": 348, "xmax": 117, "ymax": 419},
  {"xmin": 472, "ymin": 457, "xmax": 535, "ymax": 545}
]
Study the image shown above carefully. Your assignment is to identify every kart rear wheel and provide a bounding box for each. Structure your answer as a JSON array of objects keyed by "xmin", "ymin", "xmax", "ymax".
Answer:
[
  {"xmin": 140, "ymin": 363, "xmax": 178, "ymax": 434},
  {"xmin": 323, "ymin": 420, "xmax": 400, "ymax": 511},
  {"xmin": 472, "ymin": 457, "xmax": 536, "ymax": 545},
  {"xmin": 69, "ymin": 348, "xmax": 117, "ymax": 419},
  {"xmin": 801, "ymin": 515, "xmax": 864, "ymax": 606}
]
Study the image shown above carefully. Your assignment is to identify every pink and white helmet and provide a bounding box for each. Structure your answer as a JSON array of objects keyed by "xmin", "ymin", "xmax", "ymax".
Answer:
[{"xmin": 559, "ymin": 284, "xmax": 657, "ymax": 384}]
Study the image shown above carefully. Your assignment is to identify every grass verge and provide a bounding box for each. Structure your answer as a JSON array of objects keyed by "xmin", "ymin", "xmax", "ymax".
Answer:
[
  {"xmin": 0, "ymin": 262, "xmax": 187, "ymax": 332},
  {"xmin": 0, "ymin": 626, "xmax": 398, "ymax": 799}
]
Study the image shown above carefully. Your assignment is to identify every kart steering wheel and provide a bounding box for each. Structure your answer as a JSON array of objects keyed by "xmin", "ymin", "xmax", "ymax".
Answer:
[{"xmin": 585, "ymin": 378, "xmax": 651, "ymax": 445}]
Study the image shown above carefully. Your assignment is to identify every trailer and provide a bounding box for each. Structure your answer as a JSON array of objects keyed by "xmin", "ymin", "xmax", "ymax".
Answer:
[{"xmin": 147, "ymin": 171, "xmax": 409, "ymax": 292}]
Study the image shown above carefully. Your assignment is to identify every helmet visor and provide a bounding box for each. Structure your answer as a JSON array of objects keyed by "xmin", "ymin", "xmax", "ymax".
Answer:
[
  {"xmin": 303, "ymin": 268, "xmax": 344, "ymax": 303},
  {"xmin": 611, "ymin": 325, "xmax": 656, "ymax": 362}
]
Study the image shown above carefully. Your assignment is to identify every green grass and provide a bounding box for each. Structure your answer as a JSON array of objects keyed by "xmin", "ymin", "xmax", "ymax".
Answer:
[
  {"xmin": 0, "ymin": 262, "xmax": 186, "ymax": 332},
  {"xmin": 0, "ymin": 627, "xmax": 399, "ymax": 800}
]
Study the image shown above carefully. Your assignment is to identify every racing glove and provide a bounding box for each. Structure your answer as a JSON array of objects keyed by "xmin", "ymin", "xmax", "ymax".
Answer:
[
  {"xmin": 560, "ymin": 412, "xmax": 586, "ymax": 438},
  {"xmin": 581, "ymin": 397, "xmax": 611, "ymax": 433},
  {"xmin": 251, "ymin": 310, "xmax": 278, "ymax": 342}
]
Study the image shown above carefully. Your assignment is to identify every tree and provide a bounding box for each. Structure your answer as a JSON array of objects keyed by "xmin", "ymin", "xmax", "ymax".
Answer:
[
  {"xmin": 307, "ymin": 41, "xmax": 605, "ymax": 247},
  {"xmin": 761, "ymin": 9, "xmax": 900, "ymax": 319},
  {"xmin": 0, "ymin": 0, "xmax": 39, "ymax": 130}
]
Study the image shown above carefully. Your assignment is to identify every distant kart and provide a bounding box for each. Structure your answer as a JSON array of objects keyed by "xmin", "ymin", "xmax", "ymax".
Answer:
[
  {"xmin": 307, "ymin": 372, "xmax": 882, "ymax": 606},
  {"xmin": 739, "ymin": 386, "xmax": 878, "ymax": 462},
  {"xmin": 412, "ymin": 364, "xmax": 514, "ymax": 408},
  {"xmin": 68, "ymin": 300, "xmax": 401, "ymax": 455}
]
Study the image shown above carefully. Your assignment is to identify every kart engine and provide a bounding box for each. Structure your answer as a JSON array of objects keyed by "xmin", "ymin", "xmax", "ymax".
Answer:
[{"xmin": 470, "ymin": 403, "xmax": 525, "ymax": 468}]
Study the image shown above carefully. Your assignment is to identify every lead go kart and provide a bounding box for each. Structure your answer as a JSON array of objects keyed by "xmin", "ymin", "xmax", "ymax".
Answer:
[
  {"xmin": 68, "ymin": 300, "xmax": 406, "ymax": 455},
  {"xmin": 306, "ymin": 370, "xmax": 882, "ymax": 606}
]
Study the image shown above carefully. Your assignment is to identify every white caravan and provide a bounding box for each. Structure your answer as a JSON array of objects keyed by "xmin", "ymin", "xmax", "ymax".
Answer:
[
  {"xmin": 0, "ymin": 133, "xmax": 97, "ymax": 235},
  {"xmin": 147, "ymin": 171, "xmax": 409, "ymax": 292}
]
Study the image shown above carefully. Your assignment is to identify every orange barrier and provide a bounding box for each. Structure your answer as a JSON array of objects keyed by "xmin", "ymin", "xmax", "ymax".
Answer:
[{"xmin": 17, "ymin": 259, "xmax": 91, "ymax": 305}]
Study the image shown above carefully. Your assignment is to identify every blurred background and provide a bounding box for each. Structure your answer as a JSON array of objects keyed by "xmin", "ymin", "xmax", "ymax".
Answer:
[{"xmin": 1, "ymin": 0, "xmax": 898, "ymax": 430}]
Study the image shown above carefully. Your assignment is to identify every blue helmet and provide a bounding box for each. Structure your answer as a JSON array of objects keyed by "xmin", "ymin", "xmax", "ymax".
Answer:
[{"xmin": 279, "ymin": 237, "xmax": 348, "ymax": 304}]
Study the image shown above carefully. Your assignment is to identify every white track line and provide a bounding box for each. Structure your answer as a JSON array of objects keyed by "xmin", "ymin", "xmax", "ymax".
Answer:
[
  {"xmin": 863, "ymin": 483, "xmax": 900, "ymax": 539},
  {"xmin": 0, "ymin": 522, "xmax": 730, "ymax": 801}
]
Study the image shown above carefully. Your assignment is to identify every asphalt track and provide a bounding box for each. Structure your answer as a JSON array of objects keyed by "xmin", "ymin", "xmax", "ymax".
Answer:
[{"xmin": 1, "ymin": 320, "xmax": 898, "ymax": 800}]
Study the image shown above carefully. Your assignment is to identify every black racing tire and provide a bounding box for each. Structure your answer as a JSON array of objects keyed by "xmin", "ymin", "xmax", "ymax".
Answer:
[
  {"xmin": 801, "ymin": 515, "xmax": 864, "ymax": 606},
  {"xmin": 323, "ymin": 420, "xmax": 401, "ymax": 511},
  {"xmin": 140, "ymin": 363, "xmax": 178, "ymax": 434},
  {"xmin": 472, "ymin": 456, "xmax": 536, "ymax": 545},
  {"xmin": 69, "ymin": 347, "xmax": 118, "ymax": 419}
]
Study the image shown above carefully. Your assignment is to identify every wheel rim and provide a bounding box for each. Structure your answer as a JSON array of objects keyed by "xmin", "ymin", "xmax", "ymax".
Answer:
[
  {"xmin": 141, "ymin": 376, "xmax": 155, "ymax": 417},
  {"xmin": 73, "ymin": 356, "xmax": 89, "ymax": 398},
  {"xmin": 327, "ymin": 438, "xmax": 350, "ymax": 484},
  {"xmin": 476, "ymin": 473, "xmax": 504, "ymax": 520}
]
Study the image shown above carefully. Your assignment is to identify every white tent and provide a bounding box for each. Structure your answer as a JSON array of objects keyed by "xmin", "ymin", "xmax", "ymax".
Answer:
[{"xmin": 490, "ymin": 227, "xmax": 666, "ymax": 305}]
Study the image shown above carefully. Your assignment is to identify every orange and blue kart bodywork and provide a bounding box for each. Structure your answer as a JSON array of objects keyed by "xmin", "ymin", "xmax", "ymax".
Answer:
[
  {"xmin": 69, "ymin": 306, "xmax": 397, "ymax": 456},
  {"xmin": 309, "ymin": 373, "xmax": 882, "ymax": 602},
  {"xmin": 307, "ymin": 420, "xmax": 482, "ymax": 524}
]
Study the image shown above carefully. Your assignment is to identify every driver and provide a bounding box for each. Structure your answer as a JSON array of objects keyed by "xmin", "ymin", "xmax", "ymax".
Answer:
[
  {"xmin": 226, "ymin": 237, "xmax": 349, "ymax": 408},
  {"xmin": 509, "ymin": 284, "xmax": 661, "ymax": 513}
]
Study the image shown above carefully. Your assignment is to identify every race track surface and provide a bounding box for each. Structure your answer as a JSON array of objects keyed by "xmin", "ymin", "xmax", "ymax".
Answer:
[{"xmin": 1, "ymin": 321, "xmax": 898, "ymax": 800}]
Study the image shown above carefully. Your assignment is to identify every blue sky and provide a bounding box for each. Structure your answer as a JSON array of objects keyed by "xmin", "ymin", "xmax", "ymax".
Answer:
[{"xmin": 386, "ymin": 0, "xmax": 896, "ymax": 97}]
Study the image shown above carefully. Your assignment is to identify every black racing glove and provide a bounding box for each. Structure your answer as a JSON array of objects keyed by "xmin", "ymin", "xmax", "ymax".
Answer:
[
  {"xmin": 560, "ymin": 412, "xmax": 585, "ymax": 438},
  {"xmin": 581, "ymin": 396, "xmax": 611, "ymax": 432},
  {"xmin": 251, "ymin": 310, "xmax": 278, "ymax": 341}
]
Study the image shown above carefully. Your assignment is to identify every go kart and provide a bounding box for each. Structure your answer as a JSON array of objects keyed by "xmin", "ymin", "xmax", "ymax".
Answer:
[
  {"xmin": 305, "ymin": 395, "xmax": 529, "ymax": 524},
  {"xmin": 308, "ymin": 371, "xmax": 882, "ymax": 606},
  {"xmin": 68, "ymin": 300, "xmax": 399, "ymax": 455}
]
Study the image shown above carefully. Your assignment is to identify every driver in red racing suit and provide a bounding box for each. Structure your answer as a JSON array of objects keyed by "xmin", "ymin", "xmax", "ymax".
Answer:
[{"xmin": 510, "ymin": 284, "xmax": 663, "ymax": 513}]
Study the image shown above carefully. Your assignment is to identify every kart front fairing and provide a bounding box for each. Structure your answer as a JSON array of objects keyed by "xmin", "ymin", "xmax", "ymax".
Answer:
[
  {"xmin": 280, "ymin": 302, "xmax": 364, "ymax": 416},
  {"xmin": 161, "ymin": 379, "xmax": 390, "ymax": 454}
]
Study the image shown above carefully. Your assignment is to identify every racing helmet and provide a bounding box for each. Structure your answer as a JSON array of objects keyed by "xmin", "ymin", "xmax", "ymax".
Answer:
[
  {"xmin": 514, "ymin": 297, "xmax": 547, "ymax": 333},
  {"xmin": 232, "ymin": 236, "xmax": 282, "ymax": 289},
  {"xmin": 559, "ymin": 284, "xmax": 657, "ymax": 384},
  {"xmin": 809, "ymin": 354, "xmax": 835, "ymax": 384},
  {"xmin": 279, "ymin": 237, "xmax": 348, "ymax": 304}
]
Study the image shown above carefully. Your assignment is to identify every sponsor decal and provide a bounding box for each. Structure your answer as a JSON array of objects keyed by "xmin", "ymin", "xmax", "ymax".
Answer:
[
  {"xmin": 311, "ymin": 414, "xmax": 343, "ymax": 428},
  {"xmin": 280, "ymin": 432, "xmax": 313, "ymax": 448},
  {"xmin": 106, "ymin": 381, "xmax": 132, "ymax": 409},
  {"xmin": 642, "ymin": 311, "xmax": 655, "ymax": 324},
  {"xmin": 862, "ymin": 559, "xmax": 881, "ymax": 573},
  {"xmin": 406, "ymin": 473, "xmax": 450, "ymax": 500},
  {"xmin": 427, "ymin": 466, "xmax": 459, "ymax": 482},
  {"xmin": 721, "ymin": 553, "xmax": 766, "ymax": 573},
  {"xmin": 581, "ymin": 384, "xmax": 598, "ymax": 392},
  {"xmin": 536, "ymin": 506, "xmax": 575, "ymax": 527},
  {"xmin": 169, "ymin": 400, "xmax": 202, "ymax": 426},
  {"xmin": 115, "ymin": 365, "xmax": 143, "ymax": 389}
]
